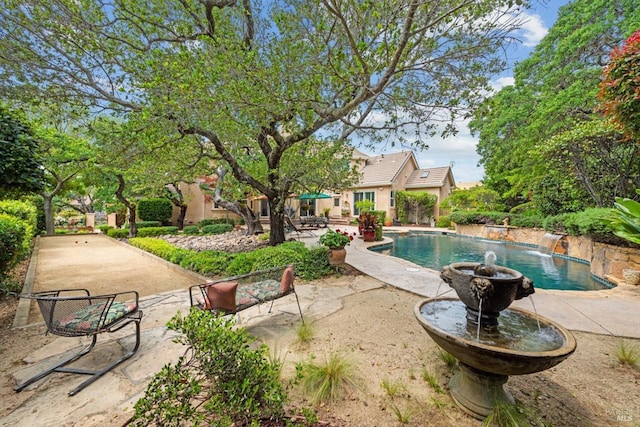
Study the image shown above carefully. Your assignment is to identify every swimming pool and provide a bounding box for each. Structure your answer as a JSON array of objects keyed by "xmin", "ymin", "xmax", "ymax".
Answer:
[{"xmin": 370, "ymin": 232, "xmax": 613, "ymax": 291}]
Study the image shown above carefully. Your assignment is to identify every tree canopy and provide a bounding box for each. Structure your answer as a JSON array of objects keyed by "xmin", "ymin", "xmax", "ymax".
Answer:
[
  {"xmin": 0, "ymin": 104, "xmax": 43, "ymax": 197},
  {"xmin": 1, "ymin": 0, "xmax": 534, "ymax": 243}
]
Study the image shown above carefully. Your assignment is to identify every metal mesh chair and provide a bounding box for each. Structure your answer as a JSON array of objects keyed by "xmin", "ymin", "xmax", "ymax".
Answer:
[{"xmin": 14, "ymin": 289, "xmax": 142, "ymax": 396}]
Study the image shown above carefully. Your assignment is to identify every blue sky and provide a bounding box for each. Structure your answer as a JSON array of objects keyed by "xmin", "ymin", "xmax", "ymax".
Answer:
[{"xmin": 389, "ymin": 1, "xmax": 572, "ymax": 184}]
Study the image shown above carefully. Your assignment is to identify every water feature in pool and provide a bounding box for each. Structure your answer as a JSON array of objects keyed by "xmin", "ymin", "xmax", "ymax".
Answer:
[{"xmin": 370, "ymin": 232, "xmax": 613, "ymax": 291}]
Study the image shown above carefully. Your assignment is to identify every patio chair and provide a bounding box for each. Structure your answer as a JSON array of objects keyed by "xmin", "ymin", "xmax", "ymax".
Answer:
[
  {"xmin": 14, "ymin": 289, "xmax": 142, "ymax": 396},
  {"xmin": 285, "ymin": 215, "xmax": 316, "ymax": 238}
]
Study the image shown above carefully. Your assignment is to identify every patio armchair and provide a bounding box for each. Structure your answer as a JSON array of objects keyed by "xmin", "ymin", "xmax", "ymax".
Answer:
[{"xmin": 14, "ymin": 289, "xmax": 143, "ymax": 396}]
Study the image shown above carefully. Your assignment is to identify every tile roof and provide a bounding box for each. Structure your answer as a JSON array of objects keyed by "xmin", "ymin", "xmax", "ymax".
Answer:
[
  {"xmin": 357, "ymin": 151, "xmax": 416, "ymax": 187},
  {"xmin": 405, "ymin": 166, "xmax": 453, "ymax": 188}
]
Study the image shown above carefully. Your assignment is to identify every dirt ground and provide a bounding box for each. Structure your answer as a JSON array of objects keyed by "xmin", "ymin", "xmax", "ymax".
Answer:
[{"xmin": 2, "ymin": 257, "xmax": 640, "ymax": 426}]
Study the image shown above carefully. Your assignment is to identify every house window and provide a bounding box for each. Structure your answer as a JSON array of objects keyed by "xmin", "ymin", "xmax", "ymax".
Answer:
[
  {"xmin": 390, "ymin": 191, "xmax": 395, "ymax": 208},
  {"xmin": 353, "ymin": 191, "xmax": 375, "ymax": 215},
  {"xmin": 260, "ymin": 199, "xmax": 269, "ymax": 217},
  {"xmin": 333, "ymin": 197, "xmax": 340, "ymax": 207}
]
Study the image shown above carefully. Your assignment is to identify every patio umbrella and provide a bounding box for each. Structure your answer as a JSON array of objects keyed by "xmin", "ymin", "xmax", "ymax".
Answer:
[{"xmin": 297, "ymin": 192, "xmax": 332, "ymax": 200}]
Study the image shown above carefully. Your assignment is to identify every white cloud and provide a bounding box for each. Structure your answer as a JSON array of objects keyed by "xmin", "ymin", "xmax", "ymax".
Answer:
[
  {"xmin": 519, "ymin": 12, "xmax": 548, "ymax": 47},
  {"xmin": 491, "ymin": 76, "xmax": 515, "ymax": 91},
  {"xmin": 413, "ymin": 124, "xmax": 484, "ymax": 184}
]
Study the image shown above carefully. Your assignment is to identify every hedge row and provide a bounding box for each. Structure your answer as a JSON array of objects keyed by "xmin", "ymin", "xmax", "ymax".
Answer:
[
  {"xmin": 128, "ymin": 237, "xmax": 333, "ymax": 281},
  {"xmin": 107, "ymin": 226, "xmax": 180, "ymax": 238},
  {"xmin": 448, "ymin": 208, "xmax": 630, "ymax": 244},
  {"xmin": 0, "ymin": 200, "xmax": 37, "ymax": 293},
  {"xmin": 198, "ymin": 218, "xmax": 242, "ymax": 227}
]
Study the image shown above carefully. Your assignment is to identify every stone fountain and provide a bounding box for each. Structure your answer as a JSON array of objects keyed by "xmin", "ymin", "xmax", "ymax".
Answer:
[{"xmin": 414, "ymin": 252, "xmax": 576, "ymax": 419}]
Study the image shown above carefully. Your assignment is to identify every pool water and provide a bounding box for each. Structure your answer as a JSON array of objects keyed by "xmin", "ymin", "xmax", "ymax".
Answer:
[{"xmin": 370, "ymin": 232, "xmax": 613, "ymax": 291}]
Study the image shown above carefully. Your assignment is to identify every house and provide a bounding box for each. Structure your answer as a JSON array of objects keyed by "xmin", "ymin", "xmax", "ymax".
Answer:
[
  {"xmin": 311, "ymin": 150, "xmax": 456, "ymax": 223},
  {"xmin": 170, "ymin": 150, "xmax": 456, "ymax": 226}
]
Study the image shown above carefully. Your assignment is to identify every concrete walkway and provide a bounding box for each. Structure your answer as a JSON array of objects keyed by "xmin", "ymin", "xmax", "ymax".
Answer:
[{"xmin": 5, "ymin": 228, "xmax": 640, "ymax": 426}]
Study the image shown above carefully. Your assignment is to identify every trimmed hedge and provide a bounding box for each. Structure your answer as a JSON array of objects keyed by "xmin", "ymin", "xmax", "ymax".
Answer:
[
  {"xmin": 137, "ymin": 198, "xmax": 172, "ymax": 224},
  {"xmin": 129, "ymin": 237, "xmax": 191, "ymax": 265},
  {"xmin": 198, "ymin": 218, "xmax": 237, "ymax": 227},
  {"xmin": 182, "ymin": 225, "xmax": 200, "ymax": 235},
  {"xmin": 179, "ymin": 250, "xmax": 235, "ymax": 276},
  {"xmin": 135, "ymin": 221, "xmax": 161, "ymax": 229},
  {"xmin": 107, "ymin": 228, "xmax": 130, "ymax": 238},
  {"xmin": 449, "ymin": 211, "xmax": 509, "ymax": 225},
  {"xmin": 448, "ymin": 208, "xmax": 629, "ymax": 245},
  {"xmin": 201, "ymin": 224, "xmax": 233, "ymax": 235},
  {"xmin": 136, "ymin": 226, "xmax": 179, "ymax": 237},
  {"xmin": 97, "ymin": 225, "xmax": 114, "ymax": 234}
]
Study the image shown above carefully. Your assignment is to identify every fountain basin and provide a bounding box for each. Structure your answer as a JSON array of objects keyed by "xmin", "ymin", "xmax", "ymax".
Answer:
[
  {"xmin": 440, "ymin": 262, "xmax": 534, "ymax": 328},
  {"xmin": 414, "ymin": 298, "xmax": 576, "ymax": 376},
  {"xmin": 415, "ymin": 298, "xmax": 576, "ymax": 419}
]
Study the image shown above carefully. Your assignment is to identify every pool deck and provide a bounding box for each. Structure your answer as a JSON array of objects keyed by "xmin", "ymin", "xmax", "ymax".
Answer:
[{"xmin": 342, "ymin": 226, "xmax": 640, "ymax": 339}]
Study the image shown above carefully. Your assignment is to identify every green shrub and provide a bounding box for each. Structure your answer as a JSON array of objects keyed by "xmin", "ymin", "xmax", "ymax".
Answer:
[
  {"xmin": 129, "ymin": 237, "xmax": 191, "ymax": 264},
  {"xmin": 136, "ymin": 198, "xmax": 173, "ymax": 224},
  {"xmin": 251, "ymin": 246, "xmax": 304, "ymax": 272},
  {"xmin": 199, "ymin": 218, "xmax": 236, "ymax": 227},
  {"xmin": 107, "ymin": 228, "xmax": 130, "ymax": 239},
  {"xmin": 435, "ymin": 216, "xmax": 451, "ymax": 228},
  {"xmin": 131, "ymin": 310, "xmax": 286, "ymax": 426},
  {"xmin": 225, "ymin": 251, "xmax": 261, "ymax": 276},
  {"xmin": 0, "ymin": 213, "xmax": 27, "ymax": 276},
  {"xmin": 371, "ymin": 210, "xmax": 386, "ymax": 225},
  {"xmin": 134, "ymin": 221, "xmax": 161, "ymax": 229},
  {"xmin": 182, "ymin": 225, "xmax": 200, "ymax": 235},
  {"xmin": 561, "ymin": 208, "xmax": 612, "ymax": 236},
  {"xmin": 136, "ymin": 226, "xmax": 179, "ymax": 237},
  {"xmin": 297, "ymin": 246, "xmax": 332, "ymax": 280},
  {"xmin": 448, "ymin": 211, "xmax": 507, "ymax": 225},
  {"xmin": 97, "ymin": 225, "xmax": 114, "ymax": 234},
  {"xmin": 179, "ymin": 250, "xmax": 234, "ymax": 276},
  {"xmin": 0, "ymin": 199, "xmax": 37, "ymax": 242},
  {"xmin": 509, "ymin": 214, "xmax": 544, "ymax": 228},
  {"xmin": 201, "ymin": 224, "xmax": 233, "ymax": 235}
]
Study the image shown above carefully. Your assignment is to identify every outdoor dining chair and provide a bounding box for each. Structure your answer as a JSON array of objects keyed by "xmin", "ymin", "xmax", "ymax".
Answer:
[{"xmin": 14, "ymin": 289, "xmax": 142, "ymax": 396}]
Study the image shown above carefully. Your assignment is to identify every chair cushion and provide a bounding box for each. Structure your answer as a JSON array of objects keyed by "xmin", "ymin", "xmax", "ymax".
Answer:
[
  {"xmin": 52, "ymin": 301, "xmax": 137, "ymax": 335},
  {"xmin": 281, "ymin": 265, "xmax": 295, "ymax": 294},
  {"xmin": 205, "ymin": 281, "xmax": 238, "ymax": 311},
  {"xmin": 234, "ymin": 279, "xmax": 281, "ymax": 310}
]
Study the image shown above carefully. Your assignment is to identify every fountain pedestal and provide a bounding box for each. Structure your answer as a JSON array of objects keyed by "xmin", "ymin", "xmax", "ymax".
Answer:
[
  {"xmin": 415, "ymin": 298, "xmax": 576, "ymax": 419},
  {"xmin": 450, "ymin": 363, "xmax": 514, "ymax": 419}
]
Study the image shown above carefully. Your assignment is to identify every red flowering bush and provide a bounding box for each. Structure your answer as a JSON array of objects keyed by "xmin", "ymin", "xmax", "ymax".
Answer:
[{"xmin": 598, "ymin": 30, "xmax": 640, "ymax": 139}]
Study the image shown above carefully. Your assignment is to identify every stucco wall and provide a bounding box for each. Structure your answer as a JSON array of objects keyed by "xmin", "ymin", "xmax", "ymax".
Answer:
[{"xmin": 455, "ymin": 224, "xmax": 640, "ymax": 283}]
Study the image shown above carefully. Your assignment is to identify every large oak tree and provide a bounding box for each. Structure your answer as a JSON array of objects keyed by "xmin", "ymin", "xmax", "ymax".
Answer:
[{"xmin": 1, "ymin": 0, "xmax": 531, "ymax": 244}]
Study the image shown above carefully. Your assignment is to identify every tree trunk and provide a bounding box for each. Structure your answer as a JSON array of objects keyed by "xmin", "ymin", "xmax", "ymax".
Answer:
[
  {"xmin": 115, "ymin": 174, "xmax": 137, "ymax": 238},
  {"xmin": 43, "ymin": 194, "xmax": 55, "ymax": 235},
  {"xmin": 176, "ymin": 205, "xmax": 187, "ymax": 230},
  {"xmin": 269, "ymin": 209, "xmax": 285, "ymax": 245},
  {"xmin": 165, "ymin": 183, "xmax": 188, "ymax": 229},
  {"xmin": 212, "ymin": 166, "xmax": 263, "ymax": 236}
]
